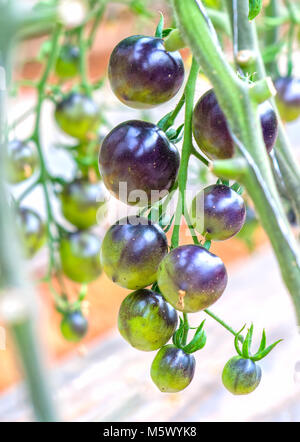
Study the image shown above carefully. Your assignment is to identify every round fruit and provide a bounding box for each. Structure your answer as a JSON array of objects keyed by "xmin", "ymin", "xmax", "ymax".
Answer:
[
  {"xmin": 151, "ymin": 344, "xmax": 195, "ymax": 392},
  {"xmin": 222, "ymin": 356, "xmax": 262, "ymax": 395},
  {"xmin": 274, "ymin": 77, "xmax": 300, "ymax": 122},
  {"xmin": 55, "ymin": 93, "xmax": 101, "ymax": 140},
  {"xmin": 191, "ymin": 184, "xmax": 246, "ymax": 241},
  {"xmin": 60, "ymin": 311, "xmax": 88, "ymax": 342},
  {"xmin": 157, "ymin": 245, "xmax": 227, "ymax": 313},
  {"xmin": 5, "ymin": 140, "xmax": 38, "ymax": 184},
  {"xmin": 16, "ymin": 207, "xmax": 46, "ymax": 258},
  {"xmin": 192, "ymin": 89, "xmax": 278, "ymax": 159},
  {"xmin": 101, "ymin": 216, "xmax": 168, "ymax": 290},
  {"xmin": 59, "ymin": 231, "xmax": 102, "ymax": 283},
  {"xmin": 99, "ymin": 120, "xmax": 180, "ymax": 206},
  {"xmin": 108, "ymin": 35, "xmax": 184, "ymax": 109},
  {"xmin": 59, "ymin": 179, "xmax": 106, "ymax": 229},
  {"xmin": 118, "ymin": 289, "xmax": 178, "ymax": 351},
  {"xmin": 55, "ymin": 44, "xmax": 80, "ymax": 79}
]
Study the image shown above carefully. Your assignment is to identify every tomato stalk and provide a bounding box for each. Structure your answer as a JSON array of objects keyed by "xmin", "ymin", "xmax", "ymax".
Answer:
[
  {"xmin": 0, "ymin": 1, "xmax": 58, "ymax": 422},
  {"xmin": 172, "ymin": 0, "xmax": 300, "ymax": 323}
]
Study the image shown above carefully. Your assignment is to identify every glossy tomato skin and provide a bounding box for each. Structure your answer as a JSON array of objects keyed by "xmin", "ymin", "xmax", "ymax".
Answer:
[
  {"xmin": 5, "ymin": 140, "xmax": 38, "ymax": 184},
  {"xmin": 101, "ymin": 216, "xmax": 168, "ymax": 290},
  {"xmin": 108, "ymin": 36, "xmax": 184, "ymax": 109},
  {"xmin": 222, "ymin": 356, "xmax": 262, "ymax": 395},
  {"xmin": 99, "ymin": 120, "xmax": 180, "ymax": 206},
  {"xmin": 191, "ymin": 184, "xmax": 246, "ymax": 241},
  {"xmin": 59, "ymin": 231, "xmax": 102, "ymax": 283},
  {"xmin": 118, "ymin": 289, "xmax": 177, "ymax": 351},
  {"xmin": 151, "ymin": 345, "xmax": 195, "ymax": 392},
  {"xmin": 157, "ymin": 245, "xmax": 227, "ymax": 313},
  {"xmin": 55, "ymin": 93, "xmax": 101, "ymax": 140},
  {"xmin": 16, "ymin": 207, "xmax": 46, "ymax": 258},
  {"xmin": 55, "ymin": 44, "xmax": 80, "ymax": 79},
  {"xmin": 193, "ymin": 89, "xmax": 278, "ymax": 160},
  {"xmin": 60, "ymin": 311, "xmax": 88, "ymax": 342},
  {"xmin": 59, "ymin": 179, "xmax": 106, "ymax": 229},
  {"xmin": 274, "ymin": 77, "xmax": 300, "ymax": 122}
]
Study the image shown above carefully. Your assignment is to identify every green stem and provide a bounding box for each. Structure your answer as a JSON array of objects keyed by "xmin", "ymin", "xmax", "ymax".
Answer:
[
  {"xmin": 204, "ymin": 309, "xmax": 243, "ymax": 342},
  {"xmin": 264, "ymin": 0, "xmax": 280, "ymax": 76},
  {"xmin": 172, "ymin": 0, "xmax": 300, "ymax": 323}
]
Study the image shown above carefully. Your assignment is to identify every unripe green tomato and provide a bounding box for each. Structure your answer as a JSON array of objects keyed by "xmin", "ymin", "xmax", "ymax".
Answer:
[
  {"xmin": 55, "ymin": 44, "xmax": 80, "ymax": 79},
  {"xmin": 60, "ymin": 311, "xmax": 88, "ymax": 342},
  {"xmin": 59, "ymin": 179, "xmax": 107, "ymax": 229},
  {"xmin": 59, "ymin": 231, "xmax": 102, "ymax": 283},
  {"xmin": 100, "ymin": 216, "xmax": 168, "ymax": 290},
  {"xmin": 16, "ymin": 207, "xmax": 46, "ymax": 258},
  {"xmin": 118, "ymin": 289, "xmax": 178, "ymax": 351},
  {"xmin": 274, "ymin": 77, "xmax": 300, "ymax": 123},
  {"xmin": 55, "ymin": 93, "xmax": 101, "ymax": 140},
  {"xmin": 222, "ymin": 356, "xmax": 262, "ymax": 395},
  {"xmin": 5, "ymin": 140, "xmax": 38, "ymax": 184},
  {"xmin": 151, "ymin": 345, "xmax": 195, "ymax": 393}
]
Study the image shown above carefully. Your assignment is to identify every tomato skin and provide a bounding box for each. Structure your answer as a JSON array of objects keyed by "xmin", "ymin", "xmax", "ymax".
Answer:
[
  {"xmin": 99, "ymin": 120, "xmax": 180, "ymax": 207},
  {"xmin": 191, "ymin": 184, "xmax": 246, "ymax": 241},
  {"xmin": 55, "ymin": 93, "xmax": 101, "ymax": 140},
  {"xmin": 151, "ymin": 345, "xmax": 195, "ymax": 392},
  {"xmin": 108, "ymin": 36, "xmax": 184, "ymax": 109},
  {"xmin": 5, "ymin": 140, "xmax": 38, "ymax": 184},
  {"xmin": 274, "ymin": 77, "xmax": 300, "ymax": 122},
  {"xmin": 192, "ymin": 89, "xmax": 278, "ymax": 160},
  {"xmin": 59, "ymin": 179, "xmax": 106, "ymax": 229},
  {"xmin": 222, "ymin": 356, "xmax": 262, "ymax": 395},
  {"xmin": 157, "ymin": 245, "xmax": 227, "ymax": 313},
  {"xmin": 118, "ymin": 289, "xmax": 178, "ymax": 351},
  {"xmin": 60, "ymin": 311, "xmax": 88, "ymax": 342},
  {"xmin": 100, "ymin": 216, "xmax": 168, "ymax": 290},
  {"xmin": 59, "ymin": 231, "xmax": 102, "ymax": 283},
  {"xmin": 16, "ymin": 207, "xmax": 46, "ymax": 258},
  {"xmin": 55, "ymin": 44, "xmax": 80, "ymax": 79}
]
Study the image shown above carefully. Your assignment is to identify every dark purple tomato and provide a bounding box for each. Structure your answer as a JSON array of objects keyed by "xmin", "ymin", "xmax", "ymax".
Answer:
[
  {"xmin": 60, "ymin": 310, "xmax": 88, "ymax": 342},
  {"xmin": 192, "ymin": 89, "xmax": 278, "ymax": 159},
  {"xmin": 5, "ymin": 140, "xmax": 38, "ymax": 184},
  {"xmin": 59, "ymin": 179, "xmax": 107, "ymax": 229},
  {"xmin": 100, "ymin": 216, "xmax": 168, "ymax": 290},
  {"xmin": 55, "ymin": 93, "xmax": 101, "ymax": 140},
  {"xmin": 59, "ymin": 231, "xmax": 102, "ymax": 283},
  {"xmin": 16, "ymin": 207, "xmax": 46, "ymax": 258},
  {"xmin": 157, "ymin": 245, "xmax": 227, "ymax": 313},
  {"xmin": 274, "ymin": 77, "xmax": 300, "ymax": 122},
  {"xmin": 118, "ymin": 289, "xmax": 178, "ymax": 351},
  {"xmin": 222, "ymin": 356, "xmax": 262, "ymax": 395},
  {"xmin": 191, "ymin": 184, "xmax": 246, "ymax": 241},
  {"xmin": 55, "ymin": 44, "xmax": 80, "ymax": 79},
  {"xmin": 151, "ymin": 344, "xmax": 195, "ymax": 392},
  {"xmin": 108, "ymin": 35, "xmax": 184, "ymax": 109},
  {"xmin": 99, "ymin": 120, "xmax": 180, "ymax": 206}
]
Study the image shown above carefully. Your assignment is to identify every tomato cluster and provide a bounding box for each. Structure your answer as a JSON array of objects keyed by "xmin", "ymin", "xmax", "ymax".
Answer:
[{"xmin": 95, "ymin": 31, "xmax": 274, "ymax": 395}]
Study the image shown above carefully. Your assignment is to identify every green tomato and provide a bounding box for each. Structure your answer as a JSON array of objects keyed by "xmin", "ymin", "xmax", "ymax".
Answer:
[
  {"xmin": 5, "ymin": 140, "xmax": 38, "ymax": 184},
  {"xmin": 55, "ymin": 44, "xmax": 80, "ymax": 79},
  {"xmin": 151, "ymin": 345, "xmax": 196, "ymax": 393},
  {"xmin": 55, "ymin": 93, "xmax": 101, "ymax": 140},
  {"xmin": 118, "ymin": 289, "xmax": 178, "ymax": 351},
  {"xmin": 222, "ymin": 356, "xmax": 262, "ymax": 395},
  {"xmin": 59, "ymin": 231, "xmax": 102, "ymax": 283},
  {"xmin": 16, "ymin": 207, "xmax": 46, "ymax": 258},
  {"xmin": 59, "ymin": 179, "xmax": 107, "ymax": 229},
  {"xmin": 60, "ymin": 311, "xmax": 88, "ymax": 342}
]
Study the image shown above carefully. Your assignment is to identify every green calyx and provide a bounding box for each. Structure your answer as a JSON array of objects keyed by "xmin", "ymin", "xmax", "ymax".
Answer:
[
  {"xmin": 234, "ymin": 323, "xmax": 282, "ymax": 362},
  {"xmin": 173, "ymin": 319, "xmax": 207, "ymax": 354}
]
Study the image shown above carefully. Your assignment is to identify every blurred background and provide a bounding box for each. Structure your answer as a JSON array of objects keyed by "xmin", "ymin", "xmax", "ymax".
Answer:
[{"xmin": 0, "ymin": 0, "xmax": 300, "ymax": 422}]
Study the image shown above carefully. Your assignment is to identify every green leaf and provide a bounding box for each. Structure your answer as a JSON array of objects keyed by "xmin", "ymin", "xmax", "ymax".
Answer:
[
  {"xmin": 162, "ymin": 28, "xmax": 175, "ymax": 38},
  {"xmin": 157, "ymin": 111, "xmax": 173, "ymax": 130},
  {"xmin": 242, "ymin": 323, "xmax": 254, "ymax": 358},
  {"xmin": 155, "ymin": 13, "xmax": 164, "ymax": 39},
  {"xmin": 183, "ymin": 320, "xmax": 207, "ymax": 353},
  {"xmin": 234, "ymin": 324, "xmax": 246, "ymax": 357},
  {"xmin": 248, "ymin": 0, "xmax": 263, "ymax": 21},
  {"xmin": 257, "ymin": 329, "xmax": 266, "ymax": 353},
  {"xmin": 173, "ymin": 318, "xmax": 185, "ymax": 348},
  {"xmin": 252, "ymin": 339, "xmax": 283, "ymax": 361}
]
